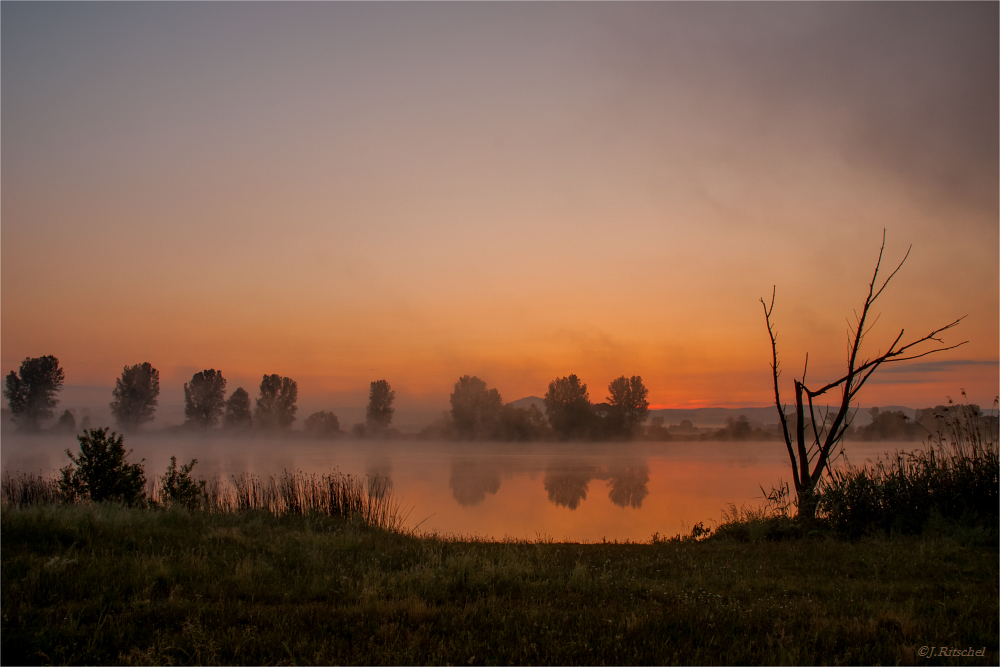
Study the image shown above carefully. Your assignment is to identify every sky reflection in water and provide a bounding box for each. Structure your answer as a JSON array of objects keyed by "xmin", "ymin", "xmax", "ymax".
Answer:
[{"xmin": 1, "ymin": 435, "xmax": 923, "ymax": 542}]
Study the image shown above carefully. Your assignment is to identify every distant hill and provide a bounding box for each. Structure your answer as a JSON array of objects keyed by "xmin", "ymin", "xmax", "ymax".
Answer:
[
  {"xmin": 506, "ymin": 399, "xmax": 919, "ymax": 428},
  {"xmin": 507, "ymin": 396, "xmax": 546, "ymax": 411}
]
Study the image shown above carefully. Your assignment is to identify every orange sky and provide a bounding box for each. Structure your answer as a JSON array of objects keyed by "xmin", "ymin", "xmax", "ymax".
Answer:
[{"xmin": 2, "ymin": 3, "xmax": 997, "ymax": 421}]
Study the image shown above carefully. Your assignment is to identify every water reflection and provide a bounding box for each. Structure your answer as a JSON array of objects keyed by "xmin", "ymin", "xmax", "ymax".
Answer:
[
  {"xmin": 449, "ymin": 458, "xmax": 502, "ymax": 506},
  {"xmin": 605, "ymin": 464, "xmax": 650, "ymax": 509},
  {"xmin": 543, "ymin": 465, "xmax": 596, "ymax": 509},
  {"xmin": 1, "ymin": 433, "xmax": 922, "ymax": 542},
  {"xmin": 366, "ymin": 457, "xmax": 393, "ymax": 491},
  {"xmin": 448, "ymin": 455, "xmax": 652, "ymax": 511}
]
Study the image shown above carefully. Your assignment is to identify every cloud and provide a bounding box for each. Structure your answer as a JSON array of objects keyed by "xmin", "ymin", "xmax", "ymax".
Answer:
[{"xmin": 878, "ymin": 359, "xmax": 999, "ymax": 375}]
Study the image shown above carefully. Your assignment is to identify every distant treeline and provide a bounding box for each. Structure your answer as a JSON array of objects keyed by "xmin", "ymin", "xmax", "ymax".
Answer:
[{"xmin": 3, "ymin": 355, "xmax": 991, "ymax": 442}]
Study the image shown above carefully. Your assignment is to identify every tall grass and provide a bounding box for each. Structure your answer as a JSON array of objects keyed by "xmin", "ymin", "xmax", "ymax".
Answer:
[
  {"xmin": 1, "ymin": 469, "xmax": 408, "ymax": 532},
  {"xmin": 209, "ymin": 471, "xmax": 407, "ymax": 531},
  {"xmin": 816, "ymin": 397, "xmax": 999, "ymax": 537},
  {"xmin": 0, "ymin": 472, "xmax": 60, "ymax": 508}
]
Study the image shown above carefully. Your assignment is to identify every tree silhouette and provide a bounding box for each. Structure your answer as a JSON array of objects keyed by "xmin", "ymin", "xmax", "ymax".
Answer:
[
  {"xmin": 58, "ymin": 427, "xmax": 146, "ymax": 506},
  {"xmin": 3, "ymin": 355, "xmax": 65, "ymax": 432},
  {"xmin": 606, "ymin": 375, "xmax": 650, "ymax": 439},
  {"xmin": 365, "ymin": 380, "xmax": 395, "ymax": 432},
  {"xmin": 304, "ymin": 411, "xmax": 341, "ymax": 438},
  {"xmin": 762, "ymin": 233, "xmax": 965, "ymax": 520},
  {"xmin": 495, "ymin": 403, "xmax": 550, "ymax": 441},
  {"xmin": 56, "ymin": 409, "xmax": 76, "ymax": 432},
  {"xmin": 224, "ymin": 387, "xmax": 253, "ymax": 429},
  {"xmin": 109, "ymin": 362, "xmax": 160, "ymax": 433},
  {"xmin": 450, "ymin": 375, "xmax": 502, "ymax": 440},
  {"xmin": 544, "ymin": 374, "xmax": 593, "ymax": 440},
  {"xmin": 184, "ymin": 369, "xmax": 227, "ymax": 428},
  {"xmin": 254, "ymin": 374, "xmax": 297, "ymax": 429}
]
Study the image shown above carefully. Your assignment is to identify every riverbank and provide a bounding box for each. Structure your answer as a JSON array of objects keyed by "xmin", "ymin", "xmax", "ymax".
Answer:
[{"xmin": 3, "ymin": 504, "xmax": 996, "ymax": 665}]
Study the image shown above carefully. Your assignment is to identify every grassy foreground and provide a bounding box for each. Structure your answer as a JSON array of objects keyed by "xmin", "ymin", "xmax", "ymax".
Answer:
[{"xmin": 2, "ymin": 505, "xmax": 997, "ymax": 665}]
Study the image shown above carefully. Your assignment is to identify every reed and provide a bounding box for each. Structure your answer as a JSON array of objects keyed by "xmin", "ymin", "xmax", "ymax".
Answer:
[
  {"xmin": 0, "ymin": 472, "xmax": 60, "ymax": 509},
  {"xmin": 0, "ymin": 468, "xmax": 409, "ymax": 533},
  {"xmin": 816, "ymin": 397, "xmax": 999, "ymax": 537}
]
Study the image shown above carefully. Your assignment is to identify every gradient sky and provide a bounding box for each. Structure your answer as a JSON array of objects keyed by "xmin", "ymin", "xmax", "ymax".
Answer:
[{"xmin": 3, "ymin": 2, "xmax": 997, "ymax": 420}]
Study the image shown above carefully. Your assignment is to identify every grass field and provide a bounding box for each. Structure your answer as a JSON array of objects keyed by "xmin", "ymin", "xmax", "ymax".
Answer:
[{"xmin": 2, "ymin": 504, "xmax": 996, "ymax": 665}]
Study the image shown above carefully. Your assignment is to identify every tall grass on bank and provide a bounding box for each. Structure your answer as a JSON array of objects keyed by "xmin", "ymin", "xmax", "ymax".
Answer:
[
  {"xmin": 208, "ymin": 471, "xmax": 407, "ymax": 531},
  {"xmin": 0, "ymin": 472, "xmax": 60, "ymax": 509},
  {"xmin": 1, "ymin": 469, "xmax": 408, "ymax": 532},
  {"xmin": 816, "ymin": 398, "xmax": 999, "ymax": 537}
]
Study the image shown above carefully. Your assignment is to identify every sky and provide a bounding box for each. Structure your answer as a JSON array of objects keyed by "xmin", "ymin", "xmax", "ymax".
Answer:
[{"xmin": 2, "ymin": 2, "xmax": 997, "ymax": 422}]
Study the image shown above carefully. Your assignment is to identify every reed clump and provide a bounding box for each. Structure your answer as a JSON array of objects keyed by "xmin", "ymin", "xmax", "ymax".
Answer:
[
  {"xmin": 816, "ymin": 398, "xmax": 998, "ymax": 537},
  {"xmin": 0, "ymin": 472, "xmax": 60, "ymax": 509},
  {"xmin": 709, "ymin": 397, "xmax": 998, "ymax": 541},
  {"xmin": 2, "ymin": 468, "xmax": 407, "ymax": 533},
  {"xmin": 203, "ymin": 470, "xmax": 406, "ymax": 531}
]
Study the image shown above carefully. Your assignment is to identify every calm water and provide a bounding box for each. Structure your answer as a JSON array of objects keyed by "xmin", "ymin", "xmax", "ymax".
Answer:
[{"xmin": 1, "ymin": 432, "xmax": 922, "ymax": 542}]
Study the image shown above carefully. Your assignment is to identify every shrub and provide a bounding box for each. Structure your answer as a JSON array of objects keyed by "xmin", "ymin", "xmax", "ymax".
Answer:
[
  {"xmin": 304, "ymin": 411, "xmax": 341, "ymax": 439},
  {"xmin": 58, "ymin": 428, "xmax": 146, "ymax": 506},
  {"xmin": 160, "ymin": 456, "xmax": 205, "ymax": 509},
  {"xmin": 816, "ymin": 397, "xmax": 998, "ymax": 537}
]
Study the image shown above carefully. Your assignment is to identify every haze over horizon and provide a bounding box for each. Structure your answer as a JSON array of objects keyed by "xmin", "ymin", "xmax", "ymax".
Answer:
[{"xmin": 3, "ymin": 3, "xmax": 997, "ymax": 416}]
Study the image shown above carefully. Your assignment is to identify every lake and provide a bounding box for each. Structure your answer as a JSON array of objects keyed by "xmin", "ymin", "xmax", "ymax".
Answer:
[{"xmin": 0, "ymin": 432, "xmax": 924, "ymax": 542}]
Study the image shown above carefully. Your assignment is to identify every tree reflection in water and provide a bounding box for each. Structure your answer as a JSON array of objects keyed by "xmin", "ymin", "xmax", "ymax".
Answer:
[
  {"xmin": 366, "ymin": 458, "xmax": 393, "ymax": 491},
  {"xmin": 446, "ymin": 455, "xmax": 652, "ymax": 510},
  {"xmin": 544, "ymin": 461, "xmax": 651, "ymax": 510},
  {"xmin": 543, "ymin": 465, "xmax": 596, "ymax": 509},
  {"xmin": 449, "ymin": 458, "xmax": 502, "ymax": 506},
  {"xmin": 604, "ymin": 464, "xmax": 650, "ymax": 508}
]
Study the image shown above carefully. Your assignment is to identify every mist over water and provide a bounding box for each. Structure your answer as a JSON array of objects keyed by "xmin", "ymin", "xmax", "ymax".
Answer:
[{"xmin": 1, "ymin": 432, "xmax": 924, "ymax": 542}]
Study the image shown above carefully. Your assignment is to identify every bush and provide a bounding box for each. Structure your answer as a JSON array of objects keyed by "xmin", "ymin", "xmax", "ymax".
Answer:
[
  {"xmin": 160, "ymin": 456, "xmax": 205, "ymax": 509},
  {"xmin": 304, "ymin": 411, "xmax": 341, "ymax": 439},
  {"xmin": 816, "ymin": 398, "xmax": 998, "ymax": 537},
  {"xmin": 58, "ymin": 428, "xmax": 146, "ymax": 506}
]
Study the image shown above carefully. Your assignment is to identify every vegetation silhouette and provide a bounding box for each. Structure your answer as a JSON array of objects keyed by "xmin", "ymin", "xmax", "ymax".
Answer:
[
  {"xmin": 495, "ymin": 402, "xmax": 550, "ymax": 441},
  {"xmin": 853, "ymin": 407, "xmax": 924, "ymax": 441},
  {"xmin": 450, "ymin": 375, "xmax": 502, "ymax": 439},
  {"xmin": 3, "ymin": 355, "xmax": 65, "ymax": 432},
  {"xmin": 58, "ymin": 428, "xmax": 146, "ymax": 506},
  {"xmin": 223, "ymin": 387, "xmax": 253, "ymax": 429},
  {"xmin": 365, "ymin": 379, "xmax": 395, "ymax": 433},
  {"xmin": 55, "ymin": 409, "xmax": 76, "ymax": 432},
  {"xmin": 184, "ymin": 369, "xmax": 227, "ymax": 428},
  {"xmin": 543, "ymin": 374, "xmax": 593, "ymax": 440},
  {"xmin": 762, "ymin": 232, "xmax": 966, "ymax": 520},
  {"xmin": 304, "ymin": 410, "xmax": 341, "ymax": 439},
  {"xmin": 254, "ymin": 374, "xmax": 297, "ymax": 430},
  {"xmin": 605, "ymin": 375, "xmax": 650, "ymax": 439},
  {"xmin": 159, "ymin": 456, "xmax": 205, "ymax": 510},
  {"xmin": 109, "ymin": 362, "xmax": 160, "ymax": 433}
]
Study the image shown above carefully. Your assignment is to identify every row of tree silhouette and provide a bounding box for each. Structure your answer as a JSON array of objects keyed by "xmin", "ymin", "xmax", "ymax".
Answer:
[
  {"xmin": 2, "ymin": 355, "xmax": 651, "ymax": 440},
  {"xmin": 431, "ymin": 373, "xmax": 651, "ymax": 441},
  {"xmin": 5, "ymin": 354, "xmax": 982, "ymax": 443},
  {"xmin": 2, "ymin": 356, "xmax": 395, "ymax": 437}
]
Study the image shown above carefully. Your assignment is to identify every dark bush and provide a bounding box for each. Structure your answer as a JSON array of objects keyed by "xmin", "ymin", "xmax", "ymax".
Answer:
[
  {"xmin": 817, "ymin": 399, "xmax": 998, "ymax": 537},
  {"xmin": 58, "ymin": 428, "xmax": 146, "ymax": 506},
  {"xmin": 160, "ymin": 456, "xmax": 205, "ymax": 509},
  {"xmin": 304, "ymin": 411, "xmax": 341, "ymax": 439}
]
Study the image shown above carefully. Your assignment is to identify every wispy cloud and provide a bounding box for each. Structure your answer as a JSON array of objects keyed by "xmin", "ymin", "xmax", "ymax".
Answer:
[{"xmin": 878, "ymin": 359, "xmax": 998, "ymax": 375}]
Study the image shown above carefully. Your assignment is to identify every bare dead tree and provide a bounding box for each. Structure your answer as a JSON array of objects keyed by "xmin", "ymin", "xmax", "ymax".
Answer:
[{"xmin": 762, "ymin": 232, "xmax": 966, "ymax": 520}]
